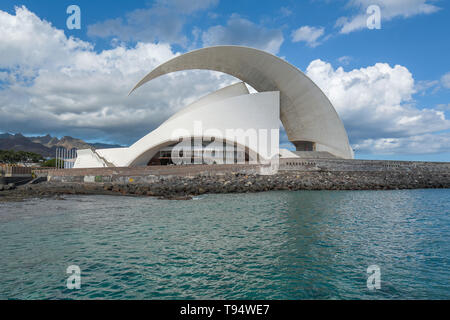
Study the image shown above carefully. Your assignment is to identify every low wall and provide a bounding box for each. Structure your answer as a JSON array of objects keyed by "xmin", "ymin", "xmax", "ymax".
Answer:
[
  {"xmin": 0, "ymin": 165, "xmax": 33, "ymax": 185},
  {"xmin": 37, "ymin": 163, "xmax": 265, "ymax": 184},
  {"xmin": 35, "ymin": 159, "xmax": 450, "ymax": 186},
  {"xmin": 279, "ymin": 158, "xmax": 450, "ymax": 172},
  {"xmin": 0, "ymin": 165, "xmax": 32, "ymax": 177}
]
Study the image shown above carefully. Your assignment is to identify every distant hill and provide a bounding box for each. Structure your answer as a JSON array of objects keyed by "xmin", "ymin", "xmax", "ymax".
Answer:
[{"xmin": 0, "ymin": 133, "xmax": 123, "ymax": 158}]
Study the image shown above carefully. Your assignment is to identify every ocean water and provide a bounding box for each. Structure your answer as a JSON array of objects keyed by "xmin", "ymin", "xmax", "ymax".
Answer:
[{"xmin": 0, "ymin": 189, "xmax": 449, "ymax": 300}]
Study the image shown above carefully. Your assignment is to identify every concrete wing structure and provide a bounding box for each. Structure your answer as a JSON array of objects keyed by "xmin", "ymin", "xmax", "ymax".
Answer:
[
  {"xmin": 74, "ymin": 82, "xmax": 280, "ymax": 168},
  {"xmin": 130, "ymin": 46, "xmax": 353, "ymax": 159}
]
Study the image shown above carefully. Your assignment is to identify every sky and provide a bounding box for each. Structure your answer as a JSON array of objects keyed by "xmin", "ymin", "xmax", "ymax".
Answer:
[{"xmin": 0, "ymin": 0, "xmax": 449, "ymax": 161}]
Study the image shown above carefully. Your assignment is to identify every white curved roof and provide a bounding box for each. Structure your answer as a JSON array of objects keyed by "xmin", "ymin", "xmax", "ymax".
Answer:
[
  {"xmin": 162, "ymin": 81, "xmax": 249, "ymax": 124},
  {"xmin": 93, "ymin": 83, "xmax": 280, "ymax": 167},
  {"xmin": 129, "ymin": 46, "xmax": 353, "ymax": 159}
]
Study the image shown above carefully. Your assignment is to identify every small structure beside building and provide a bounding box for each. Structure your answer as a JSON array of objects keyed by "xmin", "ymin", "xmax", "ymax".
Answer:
[{"xmin": 0, "ymin": 164, "xmax": 32, "ymax": 185}]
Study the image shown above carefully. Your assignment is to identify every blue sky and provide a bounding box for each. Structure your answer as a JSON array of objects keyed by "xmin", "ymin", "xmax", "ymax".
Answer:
[{"xmin": 0, "ymin": 0, "xmax": 449, "ymax": 161}]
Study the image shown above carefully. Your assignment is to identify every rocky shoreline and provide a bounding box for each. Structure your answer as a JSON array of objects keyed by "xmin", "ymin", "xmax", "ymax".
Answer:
[{"xmin": 1, "ymin": 170, "xmax": 449, "ymax": 202}]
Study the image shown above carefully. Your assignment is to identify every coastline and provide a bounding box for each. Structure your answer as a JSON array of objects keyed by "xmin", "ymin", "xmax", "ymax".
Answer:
[{"xmin": 1, "ymin": 169, "xmax": 449, "ymax": 202}]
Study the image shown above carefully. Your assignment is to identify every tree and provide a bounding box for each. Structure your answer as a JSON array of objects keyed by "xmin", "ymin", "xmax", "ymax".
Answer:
[
  {"xmin": 42, "ymin": 158, "xmax": 59, "ymax": 167},
  {"xmin": 0, "ymin": 150, "xmax": 44, "ymax": 164}
]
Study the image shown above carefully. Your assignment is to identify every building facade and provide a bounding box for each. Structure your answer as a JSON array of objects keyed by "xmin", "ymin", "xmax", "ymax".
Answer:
[{"xmin": 74, "ymin": 46, "xmax": 352, "ymax": 169}]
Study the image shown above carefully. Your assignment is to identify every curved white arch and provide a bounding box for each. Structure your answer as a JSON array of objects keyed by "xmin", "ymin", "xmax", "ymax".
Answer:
[
  {"xmin": 129, "ymin": 46, "xmax": 353, "ymax": 159},
  {"xmin": 127, "ymin": 135, "xmax": 259, "ymax": 167},
  {"xmin": 162, "ymin": 81, "xmax": 249, "ymax": 125},
  {"xmin": 93, "ymin": 88, "xmax": 280, "ymax": 167}
]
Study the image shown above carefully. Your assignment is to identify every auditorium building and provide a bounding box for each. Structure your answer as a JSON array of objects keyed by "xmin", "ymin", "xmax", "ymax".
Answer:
[{"xmin": 74, "ymin": 46, "xmax": 353, "ymax": 168}]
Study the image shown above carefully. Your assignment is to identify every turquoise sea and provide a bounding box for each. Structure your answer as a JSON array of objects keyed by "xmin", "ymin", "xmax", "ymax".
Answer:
[{"xmin": 0, "ymin": 189, "xmax": 449, "ymax": 299}]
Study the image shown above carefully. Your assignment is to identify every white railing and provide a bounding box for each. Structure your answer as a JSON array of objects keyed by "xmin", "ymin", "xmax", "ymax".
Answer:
[{"xmin": 55, "ymin": 148, "xmax": 78, "ymax": 169}]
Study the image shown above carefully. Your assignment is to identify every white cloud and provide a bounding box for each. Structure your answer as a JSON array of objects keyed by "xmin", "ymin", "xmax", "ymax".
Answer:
[
  {"xmin": 353, "ymin": 133, "xmax": 450, "ymax": 154},
  {"xmin": 437, "ymin": 104, "xmax": 450, "ymax": 112},
  {"xmin": 306, "ymin": 59, "xmax": 450, "ymax": 154},
  {"xmin": 337, "ymin": 56, "xmax": 353, "ymax": 65},
  {"xmin": 87, "ymin": 0, "xmax": 218, "ymax": 46},
  {"xmin": 412, "ymin": 72, "xmax": 450, "ymax": 95},
  {"xmin": 201, "ymin": 14, "xmax": 284, "ymax": 54},
  {"xmin": 336, "ymin": 0, "xmax": 441, "ymax": 34},
  {"xmin": 291, "ymin": 26, "xmax": 325, "ymax": 47},
  {"xmin": 415, "ymin": 79, "xmax": 440, "ymax": 95},
  {"xmin": 441, "ymin": 72, "xmax": 450, "ymax": 89},
  {"xmin": 279, "ymin": 7, "xmax": 293, "ymax": 17},
  {"xmin": 207, "ymin": 12, "xmax": 219, "ymax": 19},
  {"xmin": 1, "ymin": 6, "xmax": 448, "ymax": 156},
  {"xmin": 0, "ymin": 7, "xmax": 234, "ymax": 145},
  {"xmin": 0, "ymin": 6, "xmax": 91, "ymax": 70}
]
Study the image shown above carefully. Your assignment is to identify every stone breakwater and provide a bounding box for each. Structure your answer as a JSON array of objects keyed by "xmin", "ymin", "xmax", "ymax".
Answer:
[{"xmin": 1, "ymin": 167, "xmax": 449, "ymax": 202}]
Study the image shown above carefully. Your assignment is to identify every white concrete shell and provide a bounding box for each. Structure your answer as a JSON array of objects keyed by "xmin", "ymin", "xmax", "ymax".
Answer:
[
  {"xmin": 130, "ymin": 46, "xmax": 353, "ymax": 159},
  {"xmin": 73, "ymin": 149, "xmax": 107, "ymax": 168},
  {"xmin": 162, "ymin": 80, "xmax": 249, "ymax": 125},
  {"xmin": 74, "ymin": 82, "xmax": 280, "ymax": 168}
]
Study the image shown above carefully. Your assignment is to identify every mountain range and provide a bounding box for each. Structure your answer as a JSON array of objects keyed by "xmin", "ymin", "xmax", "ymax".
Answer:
[{"xmin": 0, "ymin": 133, "xmax": 123, "ymax": 158}]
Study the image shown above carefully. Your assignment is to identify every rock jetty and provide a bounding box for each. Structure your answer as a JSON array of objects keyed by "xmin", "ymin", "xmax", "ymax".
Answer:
[{"xmin": 1, "ymin": 169, "xmax": 449, "ymax": 202}]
